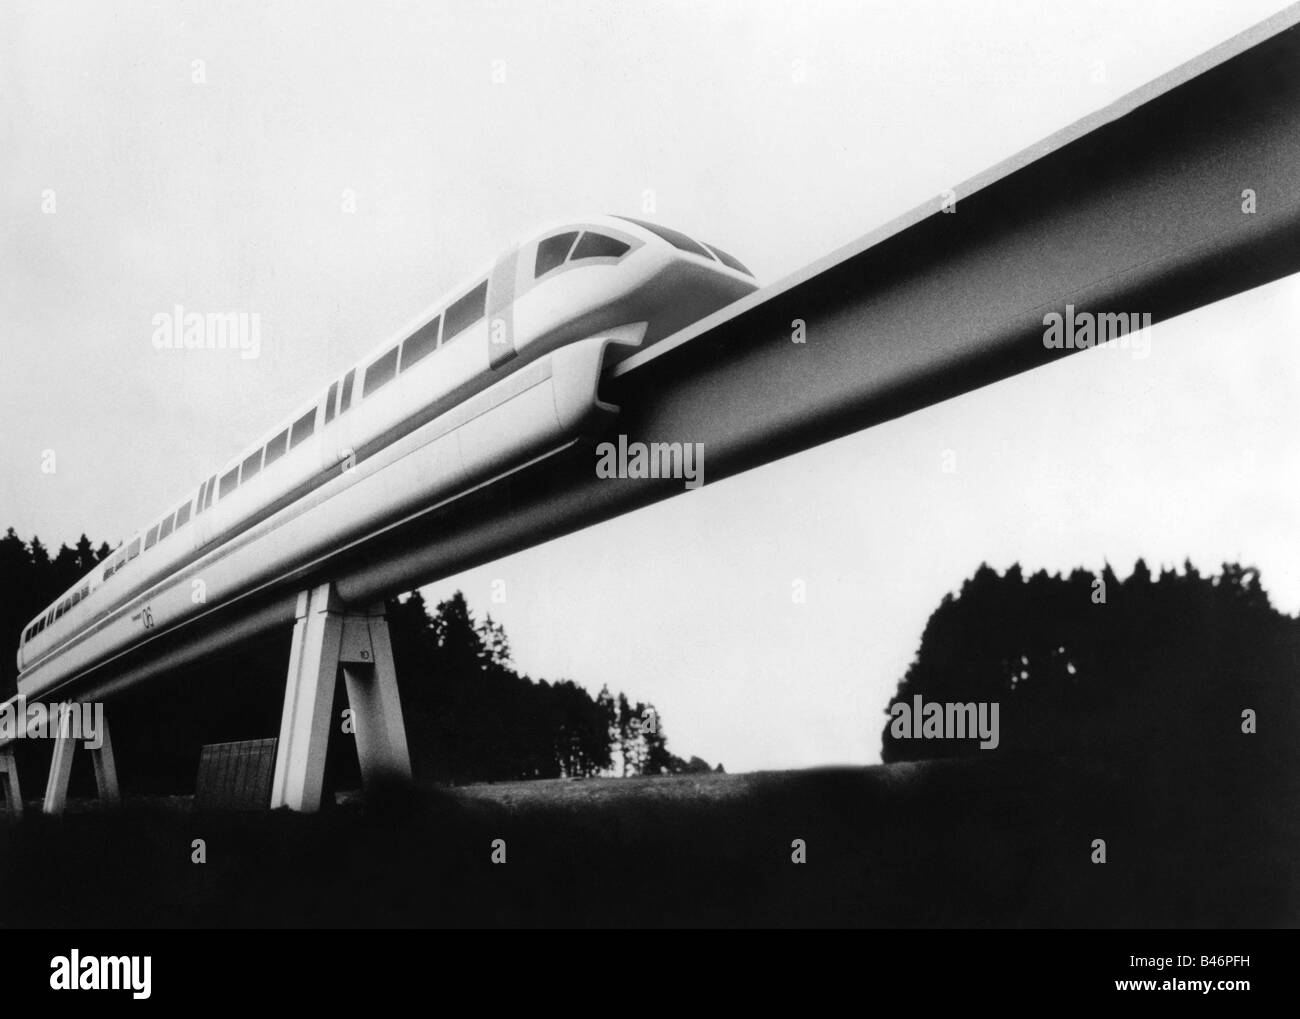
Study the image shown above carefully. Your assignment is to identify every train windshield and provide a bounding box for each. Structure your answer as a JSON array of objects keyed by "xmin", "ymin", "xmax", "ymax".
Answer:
[{"xmin": 702, "ymin": 242, "xmax": 752, "ymax": 276}]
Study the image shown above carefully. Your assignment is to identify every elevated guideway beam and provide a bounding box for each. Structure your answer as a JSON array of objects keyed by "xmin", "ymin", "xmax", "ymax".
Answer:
[{"xmin": 328, "ymin": 4, "xmax": 1300, "ymax": 614}]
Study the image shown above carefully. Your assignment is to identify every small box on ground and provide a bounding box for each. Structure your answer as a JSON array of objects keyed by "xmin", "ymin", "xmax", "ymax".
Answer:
[{"xmin": 196, "ymin": 738, "xmax": 277, "ymax": 811}]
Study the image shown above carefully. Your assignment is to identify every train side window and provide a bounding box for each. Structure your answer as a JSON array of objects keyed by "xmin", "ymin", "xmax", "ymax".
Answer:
[
  {"xmin": 71, "ymin": 590, "xmax": 80, "ymax": 606},
  {"xmin": 204, "ymin": 475, "xmax": 217, "ymax": 511},
  {"xmin": 289, "ymin": 409, "xmax": 316, "ymax": 449},
  {"xmin": 175, "ymin": 502, "xmax": 191, "ymax": 528},
  {"xmin": 55, "ymin": 603, "xmax": 64, "ymax": 620},
  {"xmin": 570, "ymin": 232, "xmax": 631, "ymax": 260},
  {"xmin": 81, "ymin": 585, "xmax": 89, "ymax": 599},
  {"xmin": 443, "ymin": 281, "xmax": 487, "ymax": 343},
  {"xmin": 265, "ymin": 429, "xmax": 289, "ymax": 466},
  {"xmin": 145, "ymin": 524, "xmax": 160, "ymax": 550},
  {"xmin": 324, "ymin": 381, "xmax": 339, "ymax": 424},
  {"xmin": 159, "ymin": 513, "xmax": 175, "ymax": 540},
  {"xmin": 127, "ymin": 538, "xmax": 141, "ymax": 561},
  {"xmin": 363, "ymin": 347, "xmax": 399, "ymax": 398},
  {"xmin": 219, "ymin": 467, "xmax": 239, "ymax": 499},
  {"xmin": 536, "ymin": 232, "xmax": 578, "ymax": 277},
  {"xmin": 241, "ymin": 448, "xmax": 263, "ymax": 484},
  {"xmin": 339, "ymin": 369, "xmax": 356, "ymax": 415},
  {"xmin": 401, "ymin": 316, "xmax": 441, "ymax": 371}
]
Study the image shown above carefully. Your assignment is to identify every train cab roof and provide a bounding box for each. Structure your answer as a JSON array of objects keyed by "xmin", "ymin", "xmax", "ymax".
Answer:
[
  {"xmin": 522, "ymin": 215, "xmax": 755, "ymax": 280},
  {"xmin": 610, "ymin": 216, "xmax": 753, "ymax": 276}
]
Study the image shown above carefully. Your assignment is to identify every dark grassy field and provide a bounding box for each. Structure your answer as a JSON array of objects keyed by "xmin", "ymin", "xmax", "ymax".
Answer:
[{"xmin": 1, "ymin": 750, "xmax": 1296, "ymax": 927}]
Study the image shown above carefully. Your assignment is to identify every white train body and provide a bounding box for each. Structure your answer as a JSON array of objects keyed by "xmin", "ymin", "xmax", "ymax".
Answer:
[{"xmin": 17, "ymin": 216, "xmax": 757, "ymax": 698}]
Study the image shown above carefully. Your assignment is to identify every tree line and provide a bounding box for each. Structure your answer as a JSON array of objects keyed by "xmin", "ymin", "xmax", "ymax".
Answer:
[
  {"xmin": 388, "ymin": 589, "xmax": 708, "ymax": 783},
  {"xmin": 882, "ymin": 559, "xmax": 1300, "ymax": 767}
]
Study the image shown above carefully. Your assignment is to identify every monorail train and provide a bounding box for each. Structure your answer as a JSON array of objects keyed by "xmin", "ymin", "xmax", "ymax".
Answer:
[{"xmin": 17, "ymin": 216, "xmax": 758, "ymax": 698}]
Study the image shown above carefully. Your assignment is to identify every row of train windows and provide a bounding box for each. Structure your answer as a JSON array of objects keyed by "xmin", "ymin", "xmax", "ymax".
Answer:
[
  {"xmin": 96, "ymin": 280, "xmax": 492, "ymax": 588},
  {"xmin": 360, "ymin": 279, "xmax": 489, "ymax": 401},
  {"xmin": 25, "ymin": 582, "xmax": 91, "ymax": 641}
]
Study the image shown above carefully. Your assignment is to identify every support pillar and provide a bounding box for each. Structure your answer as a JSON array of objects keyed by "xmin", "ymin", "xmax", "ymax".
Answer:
[
  {"xmin": 340, "ymin": 605, "xmax": 412, "ymax": 785},
  {"xmin": 270, "ymin": 583, "xmax": 412, "ymax": 812},
  {"xmin": 0, "ymin": 746, "xmax": 21, "ymax": 818},
  {"xmin": 43, "ymin": 702, "xmax": 120, "ymax": 815}
]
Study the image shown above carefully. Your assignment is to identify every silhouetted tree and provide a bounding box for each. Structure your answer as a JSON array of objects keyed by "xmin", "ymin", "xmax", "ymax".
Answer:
[
  {"xmin": 73, "ymin": 534, "xmax": 97, "ymax": 575},
  {"xmin": 643, "ymin": 703, "xmax": 672, "ymax": 775},
  {"xmin": 881, "ymin": 561, "xmax": 1300, "ymax": 771}
]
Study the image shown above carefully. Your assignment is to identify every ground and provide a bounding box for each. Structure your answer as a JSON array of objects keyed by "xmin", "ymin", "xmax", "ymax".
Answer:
[{"xmin": 0, "ymin": 753, "xmax": 1295, "ymax": 927}]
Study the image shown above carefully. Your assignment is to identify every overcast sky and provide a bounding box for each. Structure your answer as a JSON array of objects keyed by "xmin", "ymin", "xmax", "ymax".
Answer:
[{"xmin": 3, "ymin": 0, "xmax": 1297, "ymax": 772}]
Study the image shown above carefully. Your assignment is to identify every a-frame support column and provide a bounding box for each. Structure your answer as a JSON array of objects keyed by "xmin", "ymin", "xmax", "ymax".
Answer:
[
  {"xmin": 270, "ymin": 583, "xmax": 412, "ymax": 812},
  {"xmin": 43, "ymin": 702, "xmax": 121, "ymax": 815},
  {"xmin": 0, "ymin": 745, "xmax": 22, "ymax": 818},
  {"xmin": 339, "ymin": 604, "xmax": 412, "ymax": 787}
]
